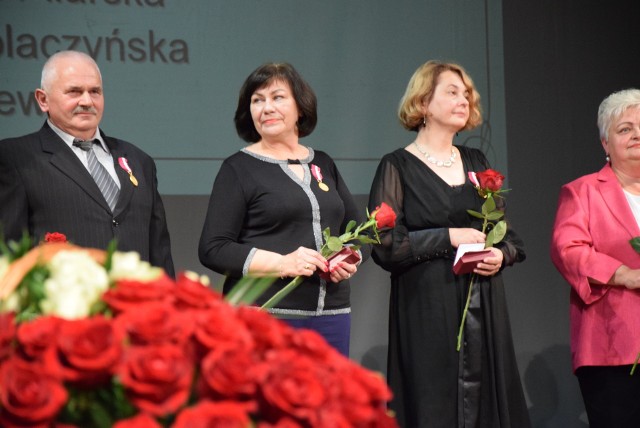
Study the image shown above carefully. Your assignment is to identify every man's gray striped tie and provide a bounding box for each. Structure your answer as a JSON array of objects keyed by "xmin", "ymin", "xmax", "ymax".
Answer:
[{"xmin": 73, "ymin": 138, "xmax": 120, "ymax": 212}]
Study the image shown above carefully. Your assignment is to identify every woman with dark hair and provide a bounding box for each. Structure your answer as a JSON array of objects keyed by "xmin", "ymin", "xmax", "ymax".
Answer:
[
  {"xmin": 199, "ymin": 63, "xmax": 367, "ymax": 356},
  {"xmin": 368, "ymin": 60, "xmax": 530, "ymax": 427}
]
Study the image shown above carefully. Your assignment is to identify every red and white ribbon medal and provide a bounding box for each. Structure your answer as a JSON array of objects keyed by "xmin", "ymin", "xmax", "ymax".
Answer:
[
  {"xmin": 118, "ymin": 157, "xmax": 138, "ymax": 186},
  {"xmin": 310, "ymin": 164, "xmax": 329, "ymax": 191}
]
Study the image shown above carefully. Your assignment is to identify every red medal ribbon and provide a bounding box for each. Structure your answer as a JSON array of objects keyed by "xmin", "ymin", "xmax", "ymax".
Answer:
[
  {"xmin": 118, "ymin": 157, "xmax": 133, "ymax": 174},
  {"xmin": 310, "ymin": 164, "xmax": 323, "ymax": 182}
]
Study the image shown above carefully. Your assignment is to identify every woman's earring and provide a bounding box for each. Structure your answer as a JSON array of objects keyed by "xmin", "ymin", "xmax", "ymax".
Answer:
[
  {"xmin": 423, "ymin": 115, "xmax": 427, "ymax": 127},
  {"xmin": 606, "ymin": 154, "xmax": 611, "ymax": 163}
]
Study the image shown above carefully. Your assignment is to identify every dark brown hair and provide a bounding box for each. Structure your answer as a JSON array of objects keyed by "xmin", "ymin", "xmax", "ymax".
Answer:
[{"xmin": 234, "ymin": 63, "xmax": 318, "ymax": 143}]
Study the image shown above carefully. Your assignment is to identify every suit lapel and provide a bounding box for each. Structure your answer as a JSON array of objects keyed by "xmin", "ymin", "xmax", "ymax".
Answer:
[
  {"xmin": 40, "ymin": 123, "xmax": 111, "ymax": 212},
  {"xmin": 597, "ymin": 164, "xmax": 640, "ymax": 238},
  {"xmin": 104, "ymin": 133, "xmax": 134, "ymax": 216}
]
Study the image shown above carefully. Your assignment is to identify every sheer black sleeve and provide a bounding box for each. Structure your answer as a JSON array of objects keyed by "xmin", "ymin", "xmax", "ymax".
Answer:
[{"xmin": 367, "ymin": 153, "xmax": 451, "ymax": 273}]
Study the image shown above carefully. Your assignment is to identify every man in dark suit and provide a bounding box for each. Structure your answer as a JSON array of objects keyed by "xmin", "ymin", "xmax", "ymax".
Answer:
[{"xmin": 0, "ymin": 50, "xmax": 174, "ymax": 276}]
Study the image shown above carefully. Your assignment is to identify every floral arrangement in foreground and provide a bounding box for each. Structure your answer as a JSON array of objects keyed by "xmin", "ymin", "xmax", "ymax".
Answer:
[
  {"xmin": 0, "ymin": 234, "xmax": 397, "ymax": 427},
  {"xmin": 261, "ymin": 202, "xmax": 397, "ymax": 309},
  {"xmin": 456, "ymin": 169, "xmax": 508, "ymax": 351}
]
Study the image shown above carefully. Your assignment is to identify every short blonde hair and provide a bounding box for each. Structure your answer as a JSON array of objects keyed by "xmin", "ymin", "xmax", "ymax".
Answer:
[{"xmin": 398, "ymin": 60, "xmax": 482, "ymax": 132}]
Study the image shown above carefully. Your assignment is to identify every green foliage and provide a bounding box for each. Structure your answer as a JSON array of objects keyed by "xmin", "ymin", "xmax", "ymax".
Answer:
[
  {"xmin": 0, "ymin": 231, "xmax": 33, "ymax": 262},
  {"xmin": 481, "ymin": 196, "xmax": 496, "ymax": 215},
  {"xmin": 466, "ymin": 210, "xmax": 486, "ymax": 220},
  {"xmin": 470, "ymin": 195, "xmax": 508, "ymax": 248},
  {"xmin": 344, "ymin": 220, "xmax": 357, "ymax": 234},
  {"xmin": 262, "ymin": 211, "xmax": 386, "ymax": 310},
  {"xmin": 225, "ymin": 276, "xmax": 276, "ymax": 306},
  {"xmin": 14, "ymin": 264, "xmax": 49, "ymax": 323},
  {"xmin": 486, "ymin": 220, "xmax": 507, "ymax": 249},
  {"xmin": 104, "ymin": 239, "xmax": 118, "ymax": 273},
  {"xmin": 325, "ymin": 236, "xmax": 344, "ymax": 254},
  {"xmin": 58, "ymin": 380, "xmax": 136, "ymax": 427}
]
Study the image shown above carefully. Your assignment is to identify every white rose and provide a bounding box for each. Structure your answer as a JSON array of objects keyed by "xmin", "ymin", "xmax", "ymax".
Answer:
[
  {"xmin": 0, "ymin": 257, "xmax": 20, "ymax": 313},
  {"xmin": 109, "ymin": 251, "xmax": 163, "ymax": 282},
  {"xmin": 0, "ymin": 256, "xmax": 8, "ymax": 281},
  {"xmin": 183, "ymin": 270, "xmax": 210, "ymax": 286},
  {"xmin": 40, "ymin": 250, "xmax": 109, "ymax": 319}
]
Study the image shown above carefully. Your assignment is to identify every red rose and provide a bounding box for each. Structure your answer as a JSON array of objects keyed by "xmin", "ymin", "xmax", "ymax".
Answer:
[
  {"xmin": 0, "ymin": 357, "xmax": 68, "ymax": 427},
  {"xmin": 16, "ymin": 316, "xmax": 64, "ymax": 379},
  {"xmin": 173, "ymin": 272, "xmax": 223, "ymax": 310},
  {"xmin": 118, "ymin": 344, "xmax": 193, "ymax": 417},
  {"xmin": 334, "ymin": 363, "xmax": 396, "ymax": 426},
  {"xmin": 102, "ymin": 275, "xmax": 175, "ymax": 314},
  {"xmin": 172, "ymin": 400, "xmax": 253, "ymax": 428},
  {"xmin": 475, "ymin": 169, "xmax": 504, "ymax": 192},
  {"xmin": 116, "ymin": 301, "xmax": 193, "ymax": 347},
  {"xmin": 198, "ymin": 345, "xmax": 259, "ymax": 401},
  {"xmin": 236, "ymin": 306, "xmax": 292, "ymax": 352},
  {"xmin": 44, "ymin": 232, "xmax": 67, "ymax": 243},
  {"xmin": 0, "ymin": 312, "xmax": 16, "ymax": 361},
  {"xmin": 112, "ymin": 413, "xmax": 162, "ymax": 428},
  {"xmin": 257, "ymin": 418, "xmax": 305, "ymax": 428},
  {"xmin": 373, "ymin": 202, "xmax": 397, "ymax": 229},
  {"xmin": 288, "ymin": 329, "xmax": 339, "ymax": 364},
  {"xmin": 257, "ymin": 350, "xmax": 331, "ymax": 424},
  {"xmin": 16, "ymin": 316, "xmax": 60, "ymax": 361},
  {"xmin": 56, "ymin": 316, "xmax": 123, "ymax": 385},
  {"xmin": 193, "ymin": 305, "xmax": 254, "ymax": 353}
]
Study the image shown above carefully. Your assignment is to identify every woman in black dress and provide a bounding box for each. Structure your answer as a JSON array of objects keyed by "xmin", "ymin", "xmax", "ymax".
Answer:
[
  {"xmin": 199, "ymin": 63, "xmax": 367, "ymax": 356},
  {"xmin": 368, "ymin": 60, "xmax": 530, "ymax": 427}
]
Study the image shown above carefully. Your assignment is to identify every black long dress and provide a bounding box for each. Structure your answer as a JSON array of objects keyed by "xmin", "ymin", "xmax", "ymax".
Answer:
[{"xmin": 368, "ymin": 146, "xmax": 530, "ymax": 428}]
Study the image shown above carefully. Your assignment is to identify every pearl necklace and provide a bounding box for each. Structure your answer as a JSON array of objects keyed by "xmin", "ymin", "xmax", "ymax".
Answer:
[{"xmin": 413, "ymin": 142, "xmax": 457, "ymax": 167}]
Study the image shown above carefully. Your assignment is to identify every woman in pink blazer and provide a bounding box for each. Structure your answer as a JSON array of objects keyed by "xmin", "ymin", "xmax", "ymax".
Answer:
[{"xmin": 551, "ymin": 88, "xmax": 640, "ymax": 428}]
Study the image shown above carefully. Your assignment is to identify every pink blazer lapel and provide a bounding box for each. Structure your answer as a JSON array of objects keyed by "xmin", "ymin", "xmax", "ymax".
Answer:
[{"xmin": 596, "ymin": 164, "xmax": 640, "ymax": 238}]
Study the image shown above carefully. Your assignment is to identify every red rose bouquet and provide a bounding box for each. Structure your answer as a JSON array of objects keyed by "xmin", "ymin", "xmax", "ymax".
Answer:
[
  {"xmin": 261, "ymin": 203, "xmax": 397, "ymax": 309},
  {"xmin": 0, "ymin": 236, "xmax": 397, "ymax": 427},
  {"xmin": 456, "ymin": 169, "xmax": 508, "ymax": 351}
]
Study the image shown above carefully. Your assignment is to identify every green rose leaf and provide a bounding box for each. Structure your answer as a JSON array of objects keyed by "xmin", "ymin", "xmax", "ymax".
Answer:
[
  {"xmin": 356, "ymin": 236, "xmax": 380, "ymax": 244},
  {"xmin": 481, "ymin": 196, "xmax": 496, "ymax": 215},
  {"xmin": 345, "ymin": 220, "xmax": 357, "ymax": 234},
  {"xmin": 326, "ymin": 236, "xmax": 344, "ymax": 253},
  {"xmin": 485, "ymin": 211, "xmax": 505, "ymax": 221},
  {"xmin": 467, "ymin": 209, "xmax": 485, "ymax": 219},
  {"xmin": 322, "ymin": 227, "xmax": 331, "ymax": 243},
  {"xmin": 486, "ymin": 220, "xmax": 507, "ymax": 247}
]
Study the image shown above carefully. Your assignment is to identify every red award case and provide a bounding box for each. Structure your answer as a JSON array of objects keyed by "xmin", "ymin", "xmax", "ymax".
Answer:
[
  {"xmin": 452, "ymin": 249, "xmax": 492, "ymax": 275},
  {"xmin": 319, "ymin": 247, "xmax": 361, "ymax": 281}
]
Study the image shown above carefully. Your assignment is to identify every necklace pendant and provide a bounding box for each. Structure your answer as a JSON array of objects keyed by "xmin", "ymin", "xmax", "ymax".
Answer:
[{"xmin": 413, "ymin": 142, "xmax": 456, "ymax": 168}]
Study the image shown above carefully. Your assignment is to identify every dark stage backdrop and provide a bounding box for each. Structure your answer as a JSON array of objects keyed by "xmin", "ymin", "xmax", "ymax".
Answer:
[{"xmin": 503, "ymin": 1, "xmax": 640, "ymax": 427}]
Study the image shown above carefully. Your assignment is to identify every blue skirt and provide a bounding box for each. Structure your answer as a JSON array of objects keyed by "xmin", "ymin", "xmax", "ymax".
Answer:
[{"xmin": 282, "ymin": 313, "xmax": 351, "ymax": 357}]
